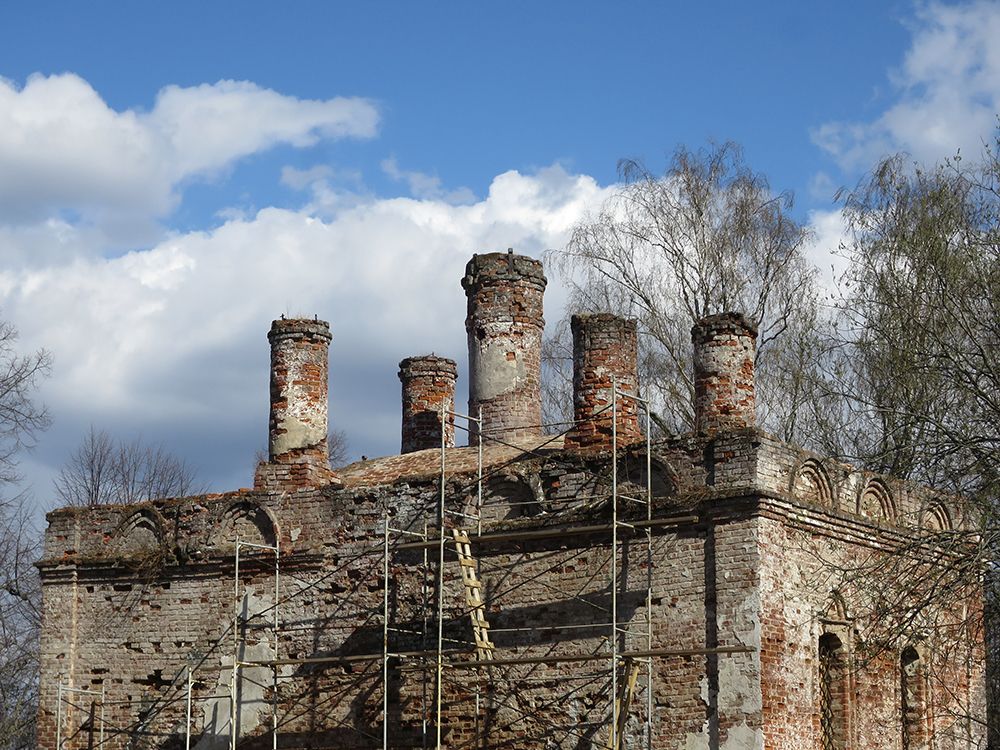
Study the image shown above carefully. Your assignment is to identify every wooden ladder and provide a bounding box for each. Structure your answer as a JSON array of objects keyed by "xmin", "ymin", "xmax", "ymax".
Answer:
[
  {"xmin": 450, "ymin": 529, "xmax": 495, "ymax": 660},
  {"xmin": 607, "ymin": 658, "xmax": 641, "ymax": 750}
]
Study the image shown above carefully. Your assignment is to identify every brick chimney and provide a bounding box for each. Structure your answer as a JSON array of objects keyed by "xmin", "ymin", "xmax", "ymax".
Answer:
[
  {"xmin": 399, "ymin": 355, "xmax": 457, "ymax": 453},
  {"xmin": 691, "ymin": 312, "xmax": 757, "ymax": 434},
  {"xmin": 254, "ymin": 317, "xmax": 339, "ymax": 490},
  {"xmin": 564, "ymin": 314, "xmax": 641, "ymax": 452},
  {"xmin": 461, "ymin": 249, "xmax": 546, "ymax": 445}
]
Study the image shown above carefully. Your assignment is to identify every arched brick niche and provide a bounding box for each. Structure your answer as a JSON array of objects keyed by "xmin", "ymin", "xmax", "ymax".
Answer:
[
  {"xmin": 112, "ymin": 509, "xmax": 166, "ymax": 556},
  {"xmin": 478, "ymin": 474, "xmax": 542, "ymax": 522},
  {"xmin": 212, "ymin": 500, "xmax": 278, "ymax": 551},
  {"xmin": 791, "ymin": 458, "xmax": 835, "ymax": 509},
  {"xmin": 616, "ymin": 452, "xmax": 676, "ymax": 502},
  {"xmin": 818, "ymin": 593, "xmax": 852, "ymax": 750},
  {"xmin": 920, "ymin": 501, "xmax": 952, "ymax": 532},
  {"xmin": 901, "ymin": 645, "xmax": 928, "ymax": 749},
  {"xmin": 858, "ymin": 478, "xmax": 896, "ymax": 524}
]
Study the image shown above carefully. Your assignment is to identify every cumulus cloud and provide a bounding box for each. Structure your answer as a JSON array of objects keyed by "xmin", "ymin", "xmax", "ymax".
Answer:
[
  {"xmin": 0, "ymin": 74, "xmax": 378, "ymax": 230},
  {"xmin": 2, "ymin": 165, "xmax": 610, "ymax": 491},
  {"xmin": 813, "ymin": 1, "xmax": 1000, "ymax": 169},
  {"xmin": 804, "ymin": 208, "xmax": 849, "ymax": 297},
  {"xmin": 381, "ymin": 156, "xmax": 476, "ymax": 204}
]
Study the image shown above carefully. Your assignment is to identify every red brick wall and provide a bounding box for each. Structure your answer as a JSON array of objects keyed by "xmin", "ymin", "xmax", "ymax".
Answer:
[
  {"xmin": 564, "ymin": 313, "xmax": 641, "ymax": 453},
  {"xmin": 398, "ymin": 355, "xmax": 457, "ymax": 453}
]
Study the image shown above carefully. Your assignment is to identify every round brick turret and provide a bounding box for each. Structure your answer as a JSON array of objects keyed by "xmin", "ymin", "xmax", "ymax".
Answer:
[
  {"xmin": 267, "ymin": 317, "xmax": 332, "ymax": 465},
  {"xmin": 564, "ymin": 314, "xmax": 641, "ymax": 452},
  {"xmin": 691, "ymin": 312, "xmax": 757, "ymax": 434},
  {"xmin": 399, "ymin": 355, "xmax": 458, "ymax": 453},
  {"xmin": 461, "ymin": 249, "xmax": 546, "ymax": 445}
]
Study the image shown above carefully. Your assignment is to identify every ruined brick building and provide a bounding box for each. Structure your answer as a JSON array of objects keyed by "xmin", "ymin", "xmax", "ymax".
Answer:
[{"xmin": 38, "ymin": 250, "xmax": 986, "ymax": 749}]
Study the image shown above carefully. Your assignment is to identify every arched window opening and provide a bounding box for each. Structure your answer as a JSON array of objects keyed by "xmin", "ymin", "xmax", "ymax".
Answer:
[
  {"xmin": 819, "ymin": 632, "xmax": 848, "ymax": 750},
  {"xmin": 901, "ymin": 646, "xmax": 926, "ymax": 750}
]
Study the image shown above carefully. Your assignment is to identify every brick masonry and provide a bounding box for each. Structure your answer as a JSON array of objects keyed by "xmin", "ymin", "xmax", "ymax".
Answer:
[
  {"xmin": 37, "ymin": 431, "xmax": 985, "ymax": 749},
  {"xmin": 37, "ymin": 265, "xmax": 986, "ymax": 749},
  {"xmin": 692, "ymin": 313, "xmax": 756, "ymax": 435},
  {"xmin": 255, "ymin": 317, "xmax": 339, "ymax": 492},
  {"xmin": 398, "ymin": 355, "xmax": 457, "ymax": 453},
  {"xmin": 462, "ymin": 249, "xmax": 546, "ymax": 445},
  {"xmin": 564, "ymin": 313, "xmax": 641, "ymax": 453}
]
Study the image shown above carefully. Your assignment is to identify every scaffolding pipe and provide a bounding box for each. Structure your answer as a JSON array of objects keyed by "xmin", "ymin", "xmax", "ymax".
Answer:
[
  {"xmin": 230, "ymin": 538, "xmax": 280, "ymax": 750},
  {"xmin": 436, "ymin": 401, "xmax": 446, "ymax": 750},
  {"xmin": 394, "ymin": 515, "xmax": 698, "ymax": 551},
  {"xmin": 55, "ymin": 684, "xmax": 104, "ymax": 750},
  {"xmin": 610, "ymin": 377, "xmax": 619, "ymax": 750},
  {"xmin": 383, "ymin": 514, "xmax": 390, "ymax": 750},
  {"xmin": 645, "ymin": 402, "xmax": 654, "ymax": 750},
  {"xmin": 230, "ymin": 536, "xmax": 240, "ymax": 750},
  {"xmin": 186, "ymin": 665, "xmax": 193, "ymax": 750}
]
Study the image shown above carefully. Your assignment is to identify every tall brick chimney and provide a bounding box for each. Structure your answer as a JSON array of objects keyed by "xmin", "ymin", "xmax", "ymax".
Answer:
[
  {"xmin": 255, "ymin": 317, "xmax": 338, "ymax": 490},
  {"xmin": 691, "ymin": 312, "xmax": 757, "ymax": 434},
  {"xmin": 462, "ymin": 249, "xmax": 546, "ymax": 445},
  {"xmin": 399, "ymin": 355, "xmax": 457, "ymax": 453},
  {"xmin": 564, "ymin": 313, "xmax": 641, "ymax": 452}
]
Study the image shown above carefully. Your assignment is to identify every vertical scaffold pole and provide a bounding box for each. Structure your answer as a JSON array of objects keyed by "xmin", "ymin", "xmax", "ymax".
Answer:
[
  {"xmin": 645, "ymin": 402, "xmax": 654, "ymax": 750},
  {"xmin": 422, "ymin": 520, "xmax": 429, "ymax": 750},
  {"xmin": 272, "ymin": 539, "xmax": 280, "ymax": 750},
  {"xmin": 230, "ymin": 536, "xmax": 241, "ymax": 750},
  {"xmin": 186, "ymin": 665, "xmax": 193, "ymax": 750},
  {"xmin": 383, "ymin": 512, "xmax": 390, "ymax": 750},
  {"xmin": 436, "ymin": 402, "xmax": 446, "ymax": 750},
  {"xmin": 475, "ymin": 405, "xmax": 483, "ymax": 747},
  {"xmin": 55, "ymin": 684, "xmax": 62, "ymax": 750},
  {"xmin": 611, "ymin": 377, "xmax": 619, "ymax": 750}
]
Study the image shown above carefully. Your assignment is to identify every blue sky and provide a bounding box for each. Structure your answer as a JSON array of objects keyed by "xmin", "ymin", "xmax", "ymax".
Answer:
[{"xmin": 0, "ymin": 1, "xmax": 997, "ymax": 503}]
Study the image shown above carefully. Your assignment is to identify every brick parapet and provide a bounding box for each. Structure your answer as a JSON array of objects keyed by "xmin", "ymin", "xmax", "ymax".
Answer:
[
  {"xmin": 462, "ymin": 249, "xmax": 546, "ymax": 445},
  {"xmin": 398, "ymin": 355, "xmax": 457, "ymax": 453}
]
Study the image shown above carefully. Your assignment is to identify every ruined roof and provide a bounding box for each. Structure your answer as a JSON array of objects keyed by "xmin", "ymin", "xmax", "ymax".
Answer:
[{"xmin": 338, "ymin": 434, "xmax": 567, "ymax": 488}]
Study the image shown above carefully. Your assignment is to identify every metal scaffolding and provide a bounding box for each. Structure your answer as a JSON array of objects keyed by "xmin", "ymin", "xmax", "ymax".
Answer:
[
  {"xmin": 229, "ymin": 537, "xmax": 279, "ymax": 750},
  {"xmin": 56, "ymin": 683, "xmax": 104, "ymax": 750},
  {"xmin": 372, "ymin": 381, "xmax": 668, "ymax": 750},
  {"xmin": 66, "ymin": 383, "xmax": 755, "ymax": 750}
]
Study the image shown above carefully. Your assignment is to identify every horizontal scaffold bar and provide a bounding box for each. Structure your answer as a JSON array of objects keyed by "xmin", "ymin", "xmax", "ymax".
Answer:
[
  {"xmin": 248, "ymin": 644, "xmax": 752, "ymax": 670},
  {"xmin": 395, "ymin": 514, "xmax": 699, "ymax": 551}
]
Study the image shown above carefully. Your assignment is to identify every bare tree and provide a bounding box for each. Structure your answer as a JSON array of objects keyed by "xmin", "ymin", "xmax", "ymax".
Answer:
[
  {"xmin": 0, "ymin": 493, "xmax": 41, "ymax": 750},
  {"xmin": 809, "ymin": 136, "xmax": 1000, "ymax": 741},
  {"xmin": 53, "ymin": 428, "xmax": 201, "ymax": 507},
  {"xmin": 0, "ymin": 318, "xmax": 49, "ymax": 749},
  {"xmin": 547, "ymin": 141, "xmax": 823, "ymax": 442},
  {"xmin": 327, "ymin": 428, "xmax": 350, "ymax": 468},
  {"xmin": 830, "ymin": 143, "xmax": 1000, "ymax": 492}
]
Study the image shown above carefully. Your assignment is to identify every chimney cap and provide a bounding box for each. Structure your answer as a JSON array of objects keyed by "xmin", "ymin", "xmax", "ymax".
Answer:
[
  {"xmin": 691, "ymin": 312, "xmax": 757, "ymax": 343},
  {"xmin": 268, "ymin": 317, "xmax": 332, "ymax": 343},
  {"xmin": 462, "ymin": 250, "xmax": 546, "ymax": 291},
  {"xmin": 398, "ymin": 355, "xmax": 458, "ymax": 380}
]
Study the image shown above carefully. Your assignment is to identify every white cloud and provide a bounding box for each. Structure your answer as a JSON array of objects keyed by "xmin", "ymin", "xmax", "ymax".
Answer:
[
  {"xmin": 2, "ymin": 165, "xmax": 611, "ymax": 490},
  {"xmin": 0, "ymin": 74, "xmax": 378, "ymax": 232},
  {"xmin": 813, "ymin": 1, "xmax": 1000, "ymax": 169},
  {"xmin": 804, "ymin": 208, "xmax": 849, "ymax": 297},
  {"xmin": 381, "ymin": 156, "xmax": 476, "ymax": 204}
]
